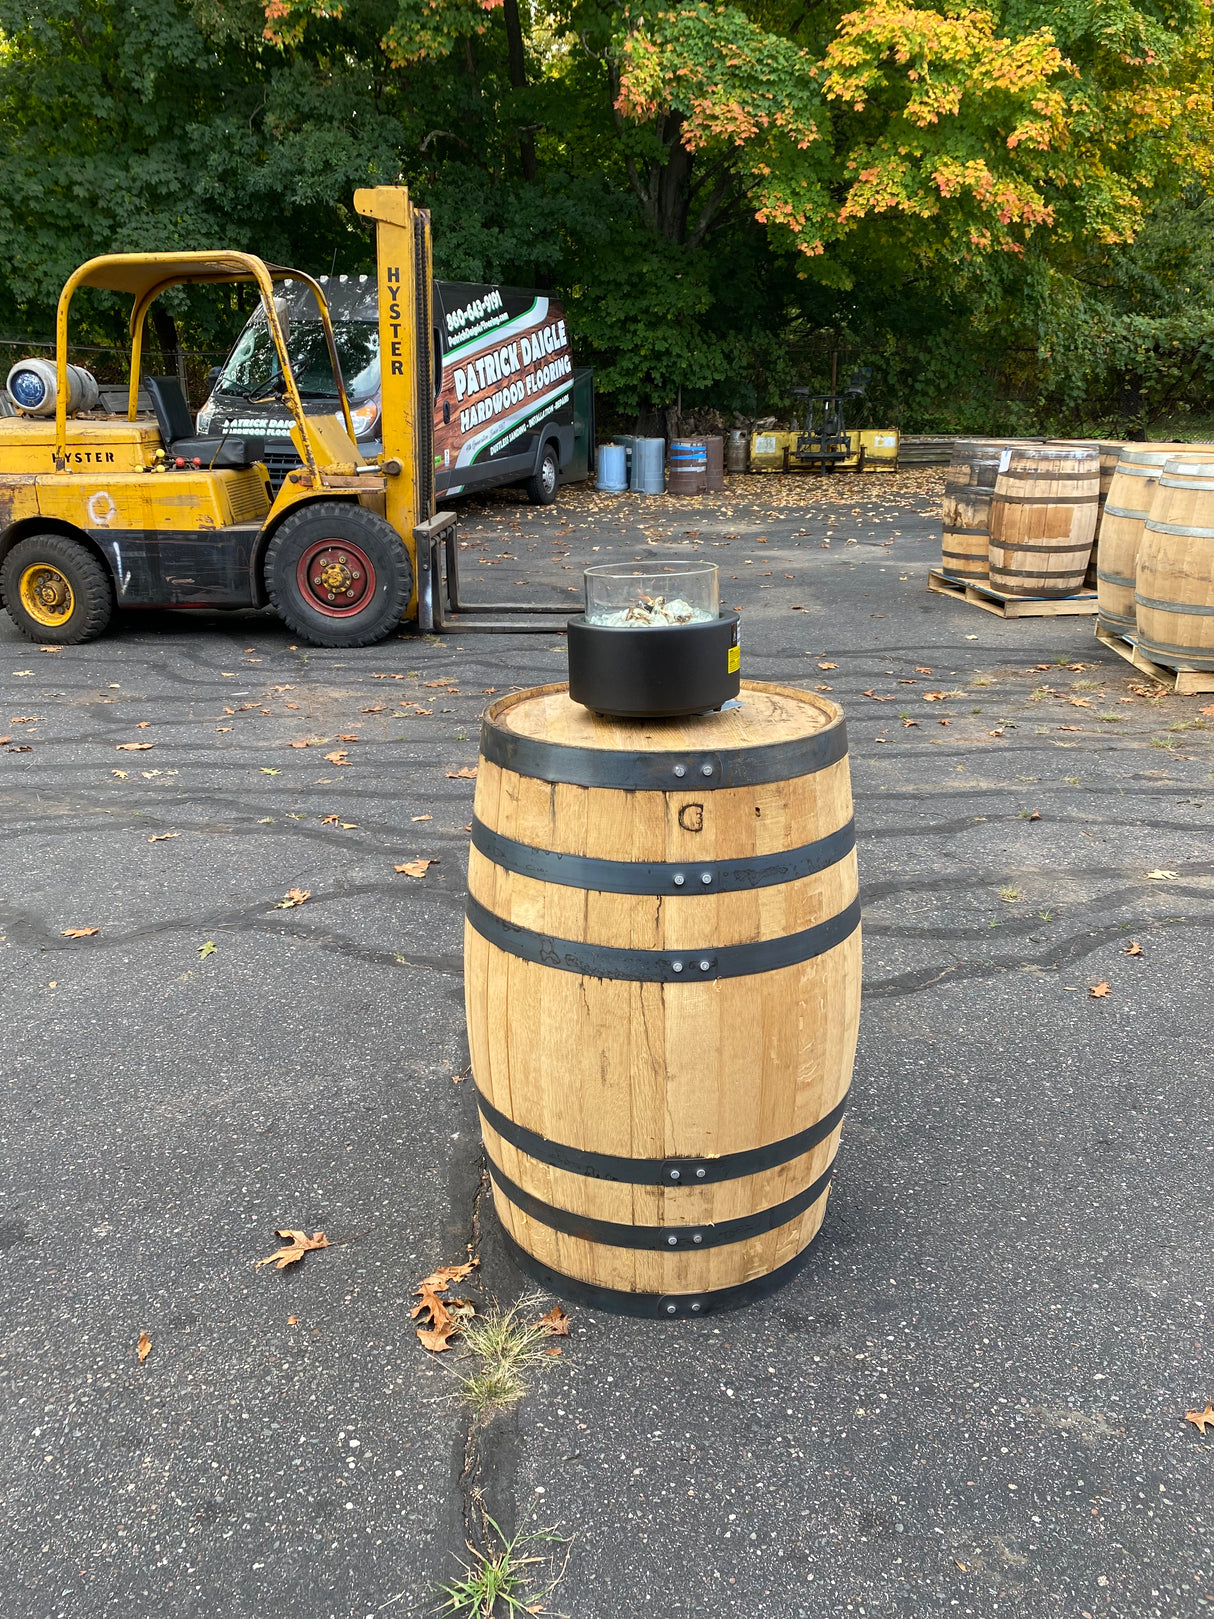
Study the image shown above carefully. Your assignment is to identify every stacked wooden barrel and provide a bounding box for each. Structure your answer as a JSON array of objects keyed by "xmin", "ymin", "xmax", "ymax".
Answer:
[
  {"xmin": 988, "ymin": 445, "xmax": 1100, "ymax": 597},
  {"xmin": 465, "ymin": 681, "xmax": 861, "ymax": 1317},
  {"xmin": 1095, "ymin": 444, "xmax": 1200, "ymax": 635},
  {"xmin": 1134, "ymin": 457, "xmax": 1214, "ymax": 669},
  {"xmin": 940, "ymin": 438, "xmax": 1045, "ymax": 582}
]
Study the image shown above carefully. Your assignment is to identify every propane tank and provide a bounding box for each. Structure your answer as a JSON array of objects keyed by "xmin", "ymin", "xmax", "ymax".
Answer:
[{"xmin": 6, "ymin": 359, "xmax": 100, "ymax": 416}]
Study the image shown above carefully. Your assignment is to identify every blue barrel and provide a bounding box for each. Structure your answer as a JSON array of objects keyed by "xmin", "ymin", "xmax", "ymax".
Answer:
[
  {"xmin": 632, "ymin": 437, "xmax": 666, "ymax": 495},
  {"xmin": 613, "ymin": 435, "xmax": 636, "ymax": 482},
  {"xmin": 596, "ymin": 443, "xmax": 628, "ymax": 493},
  {"xmin": 668, "ymin": 439, "xmax": 707, "ymax": 495}
]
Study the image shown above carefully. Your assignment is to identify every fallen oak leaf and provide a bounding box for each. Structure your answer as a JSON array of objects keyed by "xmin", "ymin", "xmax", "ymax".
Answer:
[
  {"xmin": 5, "ymin": 744, "xmax": 33, "ymax": 752},
  {"xmin": 260, "ymin": 768, "xmax": 281, "ymax": 775},
  {"xmin": 1145, "ymin": 869, "xmax": 1178, "ymax": 880},
  {"xmin": 274, "ymin": 888, "xmax": 311, "ymax": 909},
  {"xmin": 198, "ymin": 940, "xmax": 217, "ymax": 959},
  {"xmin": 543, "ymin": 1345, "xmax": 563, "ymax": 1357},
  {"xmin": 323, "ymin": 751, "xmax": 351, "ymax": 766},
  {"xmin": 111, "ymin": 769, "xmax": 129, "ymax": 779},
  {"xmin": 817, "ymin": 661, "xmax": 838, "ymax": 670},
  {"xmin": 116, "ymin": 742, "xmax": 154, "ymax": 751},
  {"xmin": 1089, "ymin": 982, "xmax": 1111, "ymax": 998},
  {"xmin": 1069, "ymin": 697, "xmax": 1092, "ymax": 708},
  {"xmin": 411, "ymin": 814, "xmax": 432, "ymax": 822},
  {"xmin": 922, "ymin": 691, "xmax": 948, "ymax": 702},
  {"xmin": 255, "ymin": 1229, "xmax": 331, "ymax": 1270},
  {"xmin": 861, "ymin": 690, "xmax": 895, "ymax": 702},
  {"xmin": 136, "ymin": 721, "xmax": 151, "ymax": 729},
  {"xmin": 539, "ymin": 1304, "xmax": 570, "ymax": 1336},
  {"xmin": 1123, "ymin": 940, "xmax": 1143, "ymax": 956},
  {"xmin": 1185, "ymin": 1403, "xmax": 1214, "ymax": 1434},
  {"xmin": 1028, "ymin": 810, "xmax": 1040, "ymax": 821},
  {"xmin": 902, "ymin": 717, "xmax": 919, "ymax": 728},
  {"xmin": 320, "ymin": 814, "xmax": 339, "ymax": 825},
  {"xmin": 335, "ymin": 733, "xmax": 360, "ymax": 742},
  {"xmin": 446, "ymin": 766, "xmax": 477, "ymax": 779},
  {"xmin": 395, "ymin": 859, "xmax": 435, "ymax": 878},
  {"xmin": 1058, "ymin": 725, "xmax": 1084, "ymax": 732},
  {"xmin": 416, "ymin": 1259, "xmax": 479, "ymax": 1293},
  {"xmin": 1200, "ymin": 704, "xmax": 1214, "ymax": 718},
  {"xmin": 137, "ymin": 1332, "xmax": 152, "ymax": 1363},
  {"xmin": 61, "ymin": 927, "xmax": 99, "ymax": 938},
  {"xmin": 147, "ymin": 832, "xmax": 179, "ymax": 842}
]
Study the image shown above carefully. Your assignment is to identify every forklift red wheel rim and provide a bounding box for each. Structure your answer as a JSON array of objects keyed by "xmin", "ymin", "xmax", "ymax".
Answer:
[{"xmin": 296, "ymin": 540, "xmax": 378, "ymax": 617}]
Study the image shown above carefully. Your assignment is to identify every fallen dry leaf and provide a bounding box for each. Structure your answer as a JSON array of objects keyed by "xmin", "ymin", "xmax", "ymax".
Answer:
[
  {"xmin": 335, "ymin": 733, "xmax": 360, "ymax": 742},
  {"xmin": 323, "ymin": 751, "xmax": 351, "ymax": 766},
  {"xmin": 1145, "ymin": 869, "xmax": 1178, "ymax": 881},
  {"xmin": 416, "ymin": 1259, "xmax": 479, "ymax": 1293},
  {"xmin": 4, "ymin": 744, "xmax": 32, "ymax": 752},
  {"xmin": 275, "ymin": 888, "xmax": 311, "ymax": 909},
  {"xmin": 320, "ymin": 814, "xmax": 339, "ymax": 825},
  {"xmin": 112, "ymin": 769, "xmax": 129, "ymax": 779},
  {"xmin": 862, "ymin": 689, "xmax": 894, "ymax": 702},
  {"xmin": 136, "ymin": 721, "xmax": 151, "ymax": 730},
  {"xmin": 287, "ymin": 1316, "xmax": 299, "ymax": 1326},
  {"xmin": 1069, "ymin": 697, "xmax": 1092, "ymax": 709},
  {"xmin": 61, "ymin": 927, "xmax": 99, "ymax": 938},
  {"xmin": 412, "ymin": 1259, "xmax": 479, "ymax": 1351},
  {"xmin": 1028, "ymin": 810, "xmax": 1040, "ymax": 821},
  {"xmin": 1123, "ymin": 941, "xmax": 1143, "ymax": 956},
  {"xmin": 817, "ymin": 661, "xmax": 838, "ymax": 670},
  {"xmin": 255, "ymin": 1229, "xmax": 331, "ymax": 1271},
  {"xmin": 543, "ymin": 1345, "xmax": 563, "ymax": 1356},
  {"xmin": 137, "ymin": 1332, "xmax": 152, "ymax": 1363},
  {"xmin": 915, "ymin": 666, "xmax": 932, "ymax": 675},
  {"xmin": 147, "ymin": 832, "xmax": 179, "ymax": 843},
  {"xmin": 923, "ymin": 691, "xmax": 947, "ymax": 702},
  {"xmin": 539, "ymin": 1304, "xmax": 570, "ymax": 1337},
  {"xmin": 1185, "ymin": 1403, "xmax": 1214, "ymax": 1434},
  {"xmin": 1200, "ymin": 705, "xmax": 1214, "ymax": 718},
  {"xmin": 116, "ymin": 742, "xmax": 154, "ymax": 751},
  {"xmin": 446, "ymin": 766, "xmax": 477, "ymax": 779},
  {"xmin": 361, "ymin": 705, "xmax": 386, "ymax": 714},
  {"xmin": 1058, "ymin": 725, "xmax": 1083, "ymax": 732},
  {"xmin": 198, "ymin": 940, "xmax": 217, "ymax": 959},
  {"xmin": 902, "ymin": 717, "xmax": 919, "ymax": 728},
  {"xmin": 395, "ymin": 859, "xmax": 435, "ymax": 878},
  {"xmin": 937, "ymin": 718, "xmax": 951, "ymax": 727},
  {"xmin": 1089, "ymin": 982, "xmax": 1110, "ymax": 998},
  {"xmin": 412, "ymin": 813, "xmax": 432, "ymax": 822},
  {"xmin": 288, "ymin": 738, "xmax": 324, "ymax": 749}
]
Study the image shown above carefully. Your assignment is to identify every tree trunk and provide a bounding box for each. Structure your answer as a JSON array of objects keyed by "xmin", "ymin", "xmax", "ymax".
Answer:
[
  {"xmin": 149, "ymin": 305, "xmax": 189, "ymax": 400},
  {"xmin": 501, "ymin": 0, "xmax": 537, "ymax": 182}
]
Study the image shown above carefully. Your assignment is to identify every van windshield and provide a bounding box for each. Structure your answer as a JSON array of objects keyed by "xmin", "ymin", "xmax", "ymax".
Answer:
[{"xmin": 216, "ymin": 279, "xmax": 380, "ymax": 402}]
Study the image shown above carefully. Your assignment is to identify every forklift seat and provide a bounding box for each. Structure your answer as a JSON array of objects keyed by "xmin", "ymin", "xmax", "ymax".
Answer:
[{"xmin": 147, "ymin": 376, "xmax": 265, "ymax": 470}]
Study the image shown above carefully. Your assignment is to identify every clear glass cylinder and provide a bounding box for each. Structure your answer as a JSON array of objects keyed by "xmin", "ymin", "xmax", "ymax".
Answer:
[{"xmin": 583, "ymin": 560, "xmax": 719, "ymax": 627}]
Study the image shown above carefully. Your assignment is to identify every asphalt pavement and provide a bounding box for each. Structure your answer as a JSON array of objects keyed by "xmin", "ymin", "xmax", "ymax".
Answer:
[{"xmin": 1, "ymin": 470, "xmax": 1211, "ymax": 1619}]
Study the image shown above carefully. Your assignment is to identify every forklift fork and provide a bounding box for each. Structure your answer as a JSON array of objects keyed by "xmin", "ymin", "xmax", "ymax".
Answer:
[{"xmin": 414, "ymin": 514, "xmax": 575, "ymax": 634}]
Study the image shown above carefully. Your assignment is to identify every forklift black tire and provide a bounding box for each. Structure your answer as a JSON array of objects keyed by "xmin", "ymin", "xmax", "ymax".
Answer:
[
  {"xmin": 1, "ymin": 533, "xmax": 114, "ymax": 644},
  {"xmin": 266, "ymin": 503, "xmax": 414, "ymax": 648},
  {"xmin": 526, "ymin": 443, "xmax": 560, "ymax": 506}
]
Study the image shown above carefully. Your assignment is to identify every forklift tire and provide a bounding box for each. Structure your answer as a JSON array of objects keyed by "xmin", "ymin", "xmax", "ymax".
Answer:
[
  {"xmin": 266, "ymin": 503, "xmax": 414, "ymax": 648},
  {"xmin": 1, "ymin": 533, "xmax": 114, "ymax": 644},
  {"xmin": 526, "ymin": 443, "xmax": 560, "ymax": 506}
]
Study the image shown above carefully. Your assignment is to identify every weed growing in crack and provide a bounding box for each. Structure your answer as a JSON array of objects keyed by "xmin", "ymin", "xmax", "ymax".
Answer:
[
  {"xmin": 458, "ymin": 1295, "xmax": 558, "ymax": 1415},
  {"xmin": 999, "ymin": 887, "xmax": 1021, "ymax": 903},
  {"xmin": 437, "ymin": 1502, "xmax": 571, "ymax": 1618}
]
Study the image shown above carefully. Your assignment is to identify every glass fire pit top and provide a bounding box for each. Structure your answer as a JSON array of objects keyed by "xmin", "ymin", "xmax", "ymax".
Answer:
[{"xmin": 583, "ymin": 560, "xmax": 719, "ymax": 627}]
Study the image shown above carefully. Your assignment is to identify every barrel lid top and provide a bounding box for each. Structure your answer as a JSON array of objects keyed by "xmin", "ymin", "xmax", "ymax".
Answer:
[
  {"xmin": 1119, "ymin": 442, "xmax": 1214, "ymax": 463},
  {"xmin": 485, "ymin": 680, "xmax": 841, "ymax": 754},
  {"xmin": 1160, "ymin": 457, "xmax": 1214, "ymax": 478}
]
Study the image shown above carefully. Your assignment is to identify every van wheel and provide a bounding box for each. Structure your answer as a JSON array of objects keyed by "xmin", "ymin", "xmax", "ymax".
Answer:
[
  {"xmin": 1, "ymin": 533, "xmax": 114, "ymax": 644},
  {"xmin": 266, "ymin": 502, "xmax": 413, "ymax": 647},
  {"xmin": 526, "ymin": 443, "xmax": 559, "ymax": 506}
]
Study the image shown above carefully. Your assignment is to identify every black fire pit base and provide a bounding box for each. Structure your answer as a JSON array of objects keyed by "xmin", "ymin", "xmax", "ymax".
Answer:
[{"xmin": 567, "ymin": 612, "xmax": 740, "ymax": 718}]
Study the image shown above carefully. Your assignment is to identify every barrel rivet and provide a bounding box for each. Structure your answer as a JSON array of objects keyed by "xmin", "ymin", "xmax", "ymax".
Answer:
[
  {"xmin": 672, "ymin": 960, "xmax": 684, "ymax": 973},
  {"xmin": 667, "ymin": 1235, "xmax": 678, "ymax": 1247},
  {"xmin": 673, "ymin": 764, "xmax": 686, "ymax": 778},
  {"xmin": 673, "ymin": 874, "xmax": 685, "ymax": 887},
  {"xmin": 700, "ymin": 764, "xmax": 713, "ymax": 777},
  {"xmin": 669, "ymin": 1168, "xmax": 681, "ymax": 1182},
  {"xmin": 690, "ymin": 1301, "xmax": 703, "ymax": 1312},
  {"xmin": 692, "ymin": 1233, "xmax": 703, "ymax": 1245},
  {"xmin": 695, "ymin": 1167, "xmax": 706, "ymax": 1180},
  {"xmin": 699, "ymin": 959, "xmax": 711, "ymax": 972},
  {"xmin": 700, "ymin": 872, "xmax": 712, "ymax": 885},
  {"xmin": 666, "ymin": 1303, "xmax": 678, "ymax": 1315}
]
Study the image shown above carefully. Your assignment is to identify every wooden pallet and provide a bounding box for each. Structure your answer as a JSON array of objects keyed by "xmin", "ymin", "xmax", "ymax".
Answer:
[
  {"xmin": 1094, "ymin": 624, "xmax": 1214, "ymax": 695},
  {"xmin": 927, "ymin": 568, "xmax": 1098, "ymax": 619}
]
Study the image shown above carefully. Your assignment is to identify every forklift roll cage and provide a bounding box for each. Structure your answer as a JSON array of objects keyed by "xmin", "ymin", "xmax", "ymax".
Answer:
[{"xmin": 53, "ymin": 251, "xmax": 358, "ymax": 478}]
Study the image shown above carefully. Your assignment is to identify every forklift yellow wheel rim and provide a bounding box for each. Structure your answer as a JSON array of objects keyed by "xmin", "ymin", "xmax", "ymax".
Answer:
[{"xmin": 19, "ymin": 564, "xmax": 76, "ymax": 626}]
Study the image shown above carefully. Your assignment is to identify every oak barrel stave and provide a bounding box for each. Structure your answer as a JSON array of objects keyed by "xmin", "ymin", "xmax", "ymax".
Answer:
[
  {"xmin": 464, "ymin": 681, "xmax": 861, "ymax": 1313},
  {"xmin": 940, "ymin": 438, "xmax": 1044, "ymax": 582},
  {"xmin": 988, "ymin": 446, "xmax": 1099, "ymax": 597},
  {"xmin": 1134, "ymin": 459, "xmax": 1214, "ymax": 670}
]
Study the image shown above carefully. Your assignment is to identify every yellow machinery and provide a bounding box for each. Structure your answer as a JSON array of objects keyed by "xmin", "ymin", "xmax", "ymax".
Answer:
[{"xmin": 0, "ymin": 187, "xmax": 564, "ymax": 645}]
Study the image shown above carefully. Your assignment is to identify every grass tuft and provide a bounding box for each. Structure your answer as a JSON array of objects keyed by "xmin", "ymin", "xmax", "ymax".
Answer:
[
  {"xmin": 457, "ymin": 1296, "xmax": 558, "ymax": 1415},
  {"xmin": 999, "ymin": 886, "xmax": 1021, "ymax": 903},
  {"xmin": 437, "ymin": 1504, "xmax": 570, "ymax": 1618}
]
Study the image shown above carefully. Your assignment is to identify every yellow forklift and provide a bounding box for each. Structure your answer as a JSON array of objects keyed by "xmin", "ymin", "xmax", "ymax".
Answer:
[{"xmin": 0, "ymin": 187, "xmax": 567, "ymax": 645}]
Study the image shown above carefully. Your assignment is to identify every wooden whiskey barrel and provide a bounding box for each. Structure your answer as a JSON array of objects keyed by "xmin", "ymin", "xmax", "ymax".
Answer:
[
  {"xmin": 1134, "ymin": 458, "xmax": 1214, "ymax": 670},
  {"xmin": 1097, "ymin": 444, "xmax": 1214, "ymax": 635},
  {"xmin": 940, "ymin": 439, "xmax": 1039, "ymax": 581},
  {"xmin": 988, "ymin": 446, "xmax": 1099, "ymax": 597},
  {"xmin": 465, "ymin": 681, "xmax": 861, "ymax": 1318}
]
